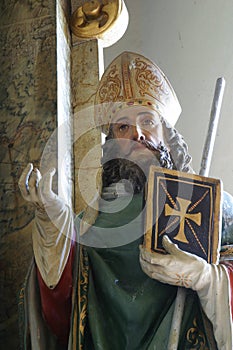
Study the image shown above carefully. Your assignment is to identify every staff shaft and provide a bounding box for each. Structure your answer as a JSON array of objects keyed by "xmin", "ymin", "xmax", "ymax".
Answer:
[
  {"xmin": 200, "ymin": 77, "xmax": 226, "ymax": 177},
  {"xmin": 167, "ymin": 77, "xmax": 225, "ymax": 350}
]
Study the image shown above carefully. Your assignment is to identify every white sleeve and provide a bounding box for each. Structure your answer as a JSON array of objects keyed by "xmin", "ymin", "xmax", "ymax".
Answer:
[
  {"xmin": 197, "ymin": 263, "xmax": 233, "ymax": 350},
  {"xmin": 32, "ymin": 203, "xmax": 73, "ymax": 289}
]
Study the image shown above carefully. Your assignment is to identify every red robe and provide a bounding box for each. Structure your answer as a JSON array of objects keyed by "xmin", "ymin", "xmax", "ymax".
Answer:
[{"xmin": 36, "ymin": 242, "xmax": 75, "ymax": 346}]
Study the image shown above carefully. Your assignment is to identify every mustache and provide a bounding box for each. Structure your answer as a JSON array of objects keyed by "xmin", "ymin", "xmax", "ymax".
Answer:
[{"xmin": 127, "ymin": 139, "xmax": 174, "ymax": 169}]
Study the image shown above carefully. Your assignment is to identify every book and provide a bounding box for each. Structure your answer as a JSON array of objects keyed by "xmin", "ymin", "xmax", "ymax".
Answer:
[{"xmin": 144, "ymin": 166, "xmax": 222, "ymax": 264}]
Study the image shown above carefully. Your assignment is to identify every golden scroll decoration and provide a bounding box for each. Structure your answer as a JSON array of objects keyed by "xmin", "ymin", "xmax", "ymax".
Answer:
[{"xmin": 70, "ymin": 0, "xmax": 129, "ymax": 47}]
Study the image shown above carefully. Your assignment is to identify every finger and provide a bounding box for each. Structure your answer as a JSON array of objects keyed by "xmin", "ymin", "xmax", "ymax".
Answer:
[
  {"xmin": 28, "ymin": 169, "xmax": 41, "ymax": 202},
  {"xmin": 139, "ymin": 245, "xmax": 158, "ymax": 261},
  {"xmin": 43, "ymin": 168, "xmax": 56, "ymax": 194},
  {"xmin": 140, "ymin": 256, "xmax": 166, "ymax": 278},
  {"xmin": 39, "ymin": 168, "xmax": 56, "ymax": 202},
  {"xmin": 162, "ymin": 235, "xmax": 181, "ymax": 256},
  {"xmin": 140, "ymin": 246, "xmax": 166, "ymax": 265},
  {"xmin": 28, "ymin": 168, "xmax": 42, "ymax": 188},
  {"xmin": 18, "ymin": 163, "xmax": 33, "ymax": 199},
  {"xmin": 140, "ymin": 257, "xmax": 174, "ymax": 285},
  {"xmin": 139, "ymin": 247, "xmax": 155, "ymax": 263},
  {"xmin": 33, "ymin": 168, "xmax": 42, "ymax": 183},
  {"xmin": 140, "ymin": 256, "xmax": 156, "ymax": 275}
]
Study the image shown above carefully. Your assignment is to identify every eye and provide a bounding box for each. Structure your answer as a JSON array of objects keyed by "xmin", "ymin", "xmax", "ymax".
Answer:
[
  {"xmin": 141, "ymin": 119, "xmax": 155, "ymax": 126},
  {"xmin": 118, "ymin": 123, "xmax": 129, "ymax": 132}
]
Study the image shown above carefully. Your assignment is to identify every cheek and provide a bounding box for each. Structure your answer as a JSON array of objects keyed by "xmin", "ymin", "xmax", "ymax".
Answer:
[{"xmin": 149, "ymin": 126, "xmax": 165, "ymax": 144}]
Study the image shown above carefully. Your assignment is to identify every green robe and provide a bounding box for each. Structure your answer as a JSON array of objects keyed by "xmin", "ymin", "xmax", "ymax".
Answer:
[
  {"xmin": 19, "ymin": 193, "xmax": 218, "ymax": 349},
  {"xmin": 73, "ymin": 193, "xmax": 217, "ymax": 349}
]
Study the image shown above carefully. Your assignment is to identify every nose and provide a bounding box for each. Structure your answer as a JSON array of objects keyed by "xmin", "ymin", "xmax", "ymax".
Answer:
[{"xmin": 131, "ymin": 125, "xmax": 145, "ymax": 141}]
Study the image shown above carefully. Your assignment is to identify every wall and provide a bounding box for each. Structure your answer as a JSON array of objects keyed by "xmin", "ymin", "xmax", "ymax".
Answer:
[{"xmin": 0, "ymin": 1, "xmax": 71, "ymax": 348}]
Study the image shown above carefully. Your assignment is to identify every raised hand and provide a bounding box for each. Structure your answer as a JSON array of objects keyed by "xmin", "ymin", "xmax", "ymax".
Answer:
[
  {"xmin": 18, "ymin": 163, "xmax": 73, "ymax": 287},
  {"xmin": 18, "ymin": 163, "xmax": 59, "ymax": 211}
]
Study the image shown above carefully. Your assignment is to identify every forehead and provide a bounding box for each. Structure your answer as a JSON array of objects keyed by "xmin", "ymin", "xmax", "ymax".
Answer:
[{"xmin": 111, "ymin": 105, "xmax": 161, "ymax": 124}]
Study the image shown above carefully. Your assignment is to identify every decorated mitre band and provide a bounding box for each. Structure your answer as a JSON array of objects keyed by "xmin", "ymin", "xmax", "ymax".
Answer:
[{"xmin": 95, "ymin": 51, "xmax": 182, "ymax": 133}]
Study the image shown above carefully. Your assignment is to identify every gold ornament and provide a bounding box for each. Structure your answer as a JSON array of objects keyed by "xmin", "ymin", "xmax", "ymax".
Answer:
[{"xmin": 70, "ymin": 0, "xmax": 129, "ymax": 47}]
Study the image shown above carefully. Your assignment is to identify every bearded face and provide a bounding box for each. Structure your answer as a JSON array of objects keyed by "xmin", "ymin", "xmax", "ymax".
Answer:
[{"xmin": 101, "ymin": 106, "xmax": 174, "ymax": 194}]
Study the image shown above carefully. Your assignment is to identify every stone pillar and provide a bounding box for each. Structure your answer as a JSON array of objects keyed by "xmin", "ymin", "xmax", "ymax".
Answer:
[
  {"xmin": 0, "ymin": 1, "xmax": 71, "ymax": 348},
  {"xmin": 72, "ymin": 40, "xmax": 103, "ymax": 214},
  {"xmin": 70, "ymin": 0, "xmax": 129, "ymax": 215},
  {"xmin": 71, "ymin": 0, "xmax": 104, "ymax": 214}
]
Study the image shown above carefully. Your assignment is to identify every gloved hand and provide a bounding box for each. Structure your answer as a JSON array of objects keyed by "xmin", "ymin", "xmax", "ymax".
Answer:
[
  {"xmin": 18, "ymin": 163, "xmax": 73, "ymax": 288},
  {"xmin": 18, "ymin": 163, "xmax": 64, "ymax": 218},
  {"xmin": 140, "ymin": 236, "xmax": 232, "ymax": 350},
  {"xmin": 139, "ymin": 235, "xmax": 211, "ymax": 291}
]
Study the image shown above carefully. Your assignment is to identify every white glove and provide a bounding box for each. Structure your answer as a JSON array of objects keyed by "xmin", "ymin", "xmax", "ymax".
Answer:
[
  {"xmin": 140, "ymin": 235, "xmax": 211, "ymax": 291},
  {"xmin": 18, "ymin": 163, "xmax": 63, "ymax": 214},
  {"xmin": 18, "ymin": 163, "xmax": 73, "ymax": 288},
  {"xmin": 140, "ymin": 236, "xmax": 232, "ymax": 350}
]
